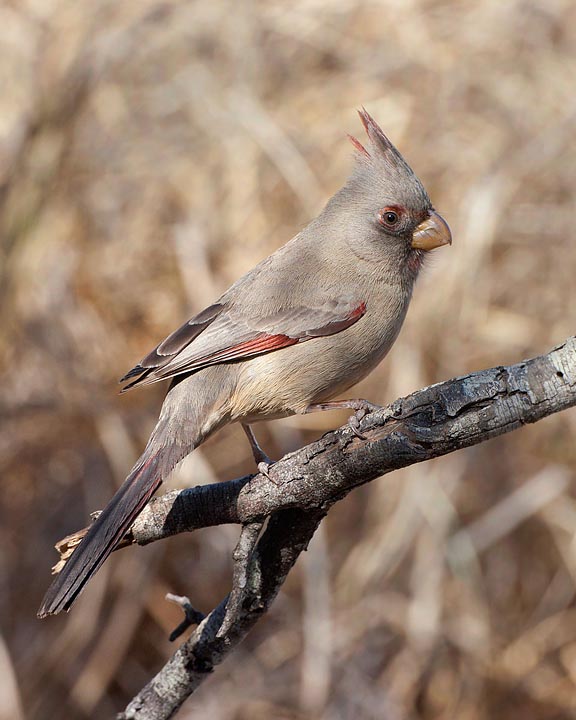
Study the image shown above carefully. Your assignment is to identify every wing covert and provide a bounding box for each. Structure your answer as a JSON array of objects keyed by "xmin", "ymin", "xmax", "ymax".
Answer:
[{"xmin": 121, "ymin": 298, "xmax": 366, "ymax": 390}]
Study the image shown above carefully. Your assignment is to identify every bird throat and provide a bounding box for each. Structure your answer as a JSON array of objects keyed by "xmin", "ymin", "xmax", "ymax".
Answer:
[{"xmin": 407, "ymin": 248, "xmax": 426, "ymax": 276}]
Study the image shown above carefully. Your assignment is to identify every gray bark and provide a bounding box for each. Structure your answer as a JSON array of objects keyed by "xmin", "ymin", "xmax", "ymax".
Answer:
[{"xmin": 119, "ymin": 337, "xmax": 576, "ymax": 719}]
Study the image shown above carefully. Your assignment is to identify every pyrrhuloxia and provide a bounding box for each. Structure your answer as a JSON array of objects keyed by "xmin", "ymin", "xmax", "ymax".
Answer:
[{"xmin": 38, "ymin": 109, "xmax": 451, "ymax": 617}]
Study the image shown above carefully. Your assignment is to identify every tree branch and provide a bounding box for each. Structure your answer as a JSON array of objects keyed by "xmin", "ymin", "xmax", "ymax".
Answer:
[
  {"xmin": 110, "ymin": 337, "xmax": 576, "ymax": 719},
  {"xmin": 127, "ymin": 337, "xmax": 576, "ymax": 549}
]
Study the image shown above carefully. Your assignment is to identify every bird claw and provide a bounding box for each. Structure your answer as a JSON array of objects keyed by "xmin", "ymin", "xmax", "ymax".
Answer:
[
  {"xmin": 242, "ymin": 424, "xmax": 278, "ymax": 481},
  {"xmin": 355, "ymin": 400, "xmax": 383, "ymax": 417},
  {"xmin": 348, "ymin": 413, "xmax": 367, "ymax": 439},
  {"xmin": 257, "ymin": 460, "xmax": 271, "ymax": 477},
  {"xmin": 347, "ymin": 401, "xmax": 382, "ymax": 439},
  {"xmin": 258, "ymin": 460, "xmax": 280, "ymax": 485}
]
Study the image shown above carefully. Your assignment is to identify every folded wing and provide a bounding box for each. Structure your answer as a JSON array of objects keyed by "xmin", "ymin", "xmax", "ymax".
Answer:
[{"xmin": 121, "ymin": 297, "xmax": 366, "ymax": 390}]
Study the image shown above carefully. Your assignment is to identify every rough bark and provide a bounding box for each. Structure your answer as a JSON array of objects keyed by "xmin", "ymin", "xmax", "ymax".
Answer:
[{"xmin": 113, "ymin": 337, "xmax": 575, "ymax": 719}]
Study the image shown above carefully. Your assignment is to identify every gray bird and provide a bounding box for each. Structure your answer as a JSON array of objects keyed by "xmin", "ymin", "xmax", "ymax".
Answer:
[{"xmin": 38, "ymin": 109, "xmax": 451, "ymax": 617}]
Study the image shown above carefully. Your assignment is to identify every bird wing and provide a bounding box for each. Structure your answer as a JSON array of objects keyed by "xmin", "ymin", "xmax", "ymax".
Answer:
[{"xmin": 120, "ymin": 296, "xmax": 366, "ymax": 390}]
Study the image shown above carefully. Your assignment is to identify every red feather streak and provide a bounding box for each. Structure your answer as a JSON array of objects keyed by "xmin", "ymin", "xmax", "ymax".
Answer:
[
  {"xmin": 198, "ymin": 333, "xmax": 300, "ymax": 364},
  {"xmin": 347, "ymin": 302, "xmax": 366, "ymax": 321}
]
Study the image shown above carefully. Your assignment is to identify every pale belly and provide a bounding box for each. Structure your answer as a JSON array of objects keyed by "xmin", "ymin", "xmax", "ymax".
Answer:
[{"xmin": 230, "ymin": 303, "xmax": 407, "ymax": 423}]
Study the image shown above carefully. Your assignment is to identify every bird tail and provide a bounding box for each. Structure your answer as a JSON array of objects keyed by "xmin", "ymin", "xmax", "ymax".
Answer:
[
  {"xmin": 37, "ymin": 445, "xmax": 173, "ymax": 617},
  {"xmin": 38, "ymin": 366, "xmax": 236, "ymax": 618}
]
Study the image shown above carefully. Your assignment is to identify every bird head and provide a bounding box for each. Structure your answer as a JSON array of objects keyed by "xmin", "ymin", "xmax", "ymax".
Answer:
[{"xmin": 328, "ymin": 108, "xmax": 451, "ymax": 275}]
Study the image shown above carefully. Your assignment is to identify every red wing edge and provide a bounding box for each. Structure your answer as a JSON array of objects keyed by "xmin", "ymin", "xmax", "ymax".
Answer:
[{"xmin": 121, "ymin": 301, "xmax": 367, "ymax": 391}]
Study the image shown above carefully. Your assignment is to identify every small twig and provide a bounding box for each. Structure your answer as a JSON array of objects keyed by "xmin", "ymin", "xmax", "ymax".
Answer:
[
  {"xmin": 217, "ymin": 521, "xmax": 264, "ymax": 638},
  {"xmin": 166, "ymin": 594, "xmax": 206, "ymax": 642}
]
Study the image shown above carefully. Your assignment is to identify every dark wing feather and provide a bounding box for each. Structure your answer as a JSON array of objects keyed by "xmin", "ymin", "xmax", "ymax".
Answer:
[
  {"xmin": 121, "ymin": 299, "xmax": 366, "ymax": 390},
  {"xmin": 120, "ymin": 303, "xmax": 225, "ymax": 389}
]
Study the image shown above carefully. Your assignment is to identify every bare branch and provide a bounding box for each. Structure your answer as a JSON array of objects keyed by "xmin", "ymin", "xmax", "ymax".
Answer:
[
  {"xmin": 217, "ymin": 521, "xmax": 264, "ymax": 638},
  {"xmin": 110, "ymin": 337, "xmax": 575, "ymax": 719},
  {"xmin": 120, "ymin": 508, "xmax": 325, "ymax": 720},
  {"xmin": 127, "ymin": 336, "xmax": 576, "ymax": 548}
]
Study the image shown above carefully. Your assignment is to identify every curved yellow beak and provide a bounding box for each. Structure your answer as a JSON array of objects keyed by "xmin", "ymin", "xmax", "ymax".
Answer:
[{"xmin": 411, "ymin": 211, "xmax": 452, "ymax": 251}]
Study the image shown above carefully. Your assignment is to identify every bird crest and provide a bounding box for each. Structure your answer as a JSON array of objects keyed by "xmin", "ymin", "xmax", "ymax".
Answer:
[{"xmin": 348, "ymin": 107, "xmax": 410, "ymax": 172}]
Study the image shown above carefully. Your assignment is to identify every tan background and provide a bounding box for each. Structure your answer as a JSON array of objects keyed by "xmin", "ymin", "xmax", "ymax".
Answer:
[{"xmin": 1, "ymin": 1, "xmax": 575, "ymax": 718}]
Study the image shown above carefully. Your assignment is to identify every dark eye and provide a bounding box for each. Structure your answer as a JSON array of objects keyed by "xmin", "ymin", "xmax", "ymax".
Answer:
[{"xmin": 378, "ymin": 207, "xmax": 402, "ymax": 229}]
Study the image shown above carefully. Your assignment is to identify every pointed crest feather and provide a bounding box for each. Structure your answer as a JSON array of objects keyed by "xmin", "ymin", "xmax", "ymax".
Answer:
[
  {"xmin": 356, "ymin": 107, "xmax": 407, "ymax": 169},
  {"xmin": 343, "ymin": 107, "xmax": 430, "ymax": 212},
  {"xmin": 347, "ymin": 133, "xmax": 370, "ymax": 157}
]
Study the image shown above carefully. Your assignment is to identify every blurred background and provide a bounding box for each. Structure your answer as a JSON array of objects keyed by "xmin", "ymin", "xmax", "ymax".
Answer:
[{"xmin": 1, "ymin": 0, "xmax": 575, "ymax": 718}]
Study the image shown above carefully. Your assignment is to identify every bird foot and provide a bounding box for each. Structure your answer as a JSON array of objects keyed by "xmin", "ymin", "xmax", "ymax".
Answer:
[
  {"xmin": 348, "ymin": 413, "xmax": 367, "ymax": 439},
  {"xmin": 242, "ymin": 424, "xmax": 278, "ymax": 482},
  {"xmin": 257, "ymin": 460, "xmax": 271, "ymax": 477},
  {"xmin": 305, "ymin": 399, "xmax": 382, "ymax": 440},
  {"xmin": 347, "ymin": 400, "xmax": 382, "ymax": 439},
  {"xmin": 257, "ymin": 460, "xmax": 281, "ymax": 485}
]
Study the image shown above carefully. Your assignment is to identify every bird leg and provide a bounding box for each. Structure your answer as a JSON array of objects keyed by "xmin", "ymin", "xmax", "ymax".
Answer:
[
  {"xmin": 304, "ymin": 399, "xmax": 382, "ymax": 438},
  {"xmin": 242, "ymin": 423, "xmax": 273, "ymax": 477}
]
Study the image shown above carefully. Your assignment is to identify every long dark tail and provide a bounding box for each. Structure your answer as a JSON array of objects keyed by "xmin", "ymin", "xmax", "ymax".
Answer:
[
  {"xmin": 37, "ymin": 447, "xmax": 169, "ymax": 617},
  {"xmin": 38, "ymin": 366, "xmax": 235, "ymax": 618}
]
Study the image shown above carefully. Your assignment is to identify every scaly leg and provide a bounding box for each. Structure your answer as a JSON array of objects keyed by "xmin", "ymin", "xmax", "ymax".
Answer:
[
  {"xmin": 242, "ymin": 423, "xmax": 273, "ymax": 477},
  {"xmin": 304, "ymin": 399, "xmax": 382, "ymax": 438}
]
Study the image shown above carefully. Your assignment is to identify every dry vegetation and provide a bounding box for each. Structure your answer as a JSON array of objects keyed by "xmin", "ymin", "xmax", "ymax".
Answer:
[{"xmin": 0, "ymin": 0, "xmax": 575, "ymax": 718}]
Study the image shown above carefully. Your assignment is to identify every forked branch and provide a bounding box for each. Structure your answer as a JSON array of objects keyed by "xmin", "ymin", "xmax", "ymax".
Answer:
[{"xmin": 91, "ymin": 338, "xmax": 574, "ymax": 719}]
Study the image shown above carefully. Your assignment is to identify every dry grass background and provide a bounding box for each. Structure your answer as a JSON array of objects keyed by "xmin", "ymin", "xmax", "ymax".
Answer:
[{"xmin": 1, "ymin": 0, "xmax": 575, "ymax": 718}]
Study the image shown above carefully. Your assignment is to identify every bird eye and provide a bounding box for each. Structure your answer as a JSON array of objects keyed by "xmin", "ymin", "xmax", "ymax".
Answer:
[{"xmin": 378, "ymin": 207, "xmax": 402, "ymax": 228}]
